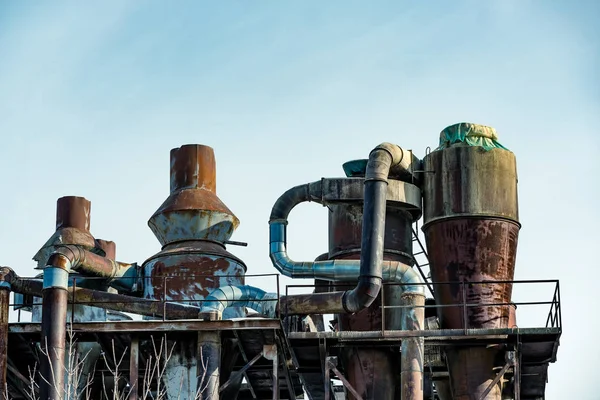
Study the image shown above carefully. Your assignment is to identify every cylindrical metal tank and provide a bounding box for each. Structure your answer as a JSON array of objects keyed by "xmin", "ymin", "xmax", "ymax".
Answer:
[
  {"xmin": 143, "ymin": 145, "xmax": 246, "ymax": 399},
  {"xmin": 330, "ymin": 161, "xmax": 419, "ymax": 400},
  {"xmin": 422, "ymin": 123, "xmax": 520, "ymax": 400}
]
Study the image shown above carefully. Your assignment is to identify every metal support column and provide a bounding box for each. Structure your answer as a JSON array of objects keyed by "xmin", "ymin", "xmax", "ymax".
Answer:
[
  {"xmin": 272, "ymin": 346, "xmax": 279, "ymax": 400},
  {"xmin": 129, "ymin": 336, "xmax": 139, "ymax": 400},
  {"xmin": 40, "ymin": 264, "xmax": 69, "ymax": 400},
  {"xmin": 401, "ymin": 293, "xmax": 425, "ymax": 400},
  {"xmin": 261, "ymin": 344, "xmax": 279, "ymax": 400},
  {"xmin": 198, "ymin": 331, "xmax": 221, "ymax": 400},
  {"xmin": 324, "ymin": 359, "xmax": 331, "ymax": 400},
  {"xmin": 0, "ymin": 287, "xmax": 10, "ymax": 399}
]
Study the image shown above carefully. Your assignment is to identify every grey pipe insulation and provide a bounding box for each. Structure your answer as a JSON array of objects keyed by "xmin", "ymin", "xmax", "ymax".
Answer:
[{"xmin": 200, "ymin": 285, "xmax": 279, "ymax": 318}]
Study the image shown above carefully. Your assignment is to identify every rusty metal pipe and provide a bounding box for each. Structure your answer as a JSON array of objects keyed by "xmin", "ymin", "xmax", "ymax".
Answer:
[
  {"xmin": 8, "ymin": 274, "xmax": 200, "ymax": 320},
  {"xmin": 49, "ymin": 245, "xmax": 137, "ymax": 292},
  {"xmin": 40, "ymin": 255, "xmax": 70, "ymax": 400},
  {"xmin": 269, "ymin": 143, "xmax": 420, "ymax": 314}
]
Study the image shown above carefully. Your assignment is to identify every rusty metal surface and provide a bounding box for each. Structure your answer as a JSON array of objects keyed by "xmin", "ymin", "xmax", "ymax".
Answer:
[
  {"xmin": 0, "ymin": 289, "xmax": 9, "ymax": 399},
  {"xmin": 9, "ymin": 319, "xmax": 282, "ymax": 334},
  {"xmin": 328, "ymin": 203, "xmax": 413, "ymax": 262},
  {"xmin": 424, "ymin": 218, "xmax": 520, "ymax": 330},
  {"xmin": 34, "ymin": 196, "xmax": 98, "ymax": 271},
  {"xmin": 423, "ymin": 143, "xmax": 521, "ymax": 400},
  {"xmin": 96, "ymin": 239, "xmax": 116, "ymax": 260},
  {"xmin": 423, "ymin": 145, "xmax": 519, "ymax": 225},
  {"xmin": 339, "ymin": 348, "xmax": 395, "ymax": 400},
  {"xmin": 14, "ymin": 277, "xmax": 202, "ymax": 320},
  {"xmin": 56, "ymin": 196, "xmax": 91, "ymax": 232},
  {"xmin": 445, "ymin": 347, "xmax": 502, "ymax": 400},
  {"xmin": 281, "ymin": 292, "xmax": 345, "ymax": 315},
  {"xmin": 325, "ymin": 190, "xmax": 417, "ymax": 400},
  {"xmin": 286, "ymin": 326, "xmax": 561, "ymax": 341},
  {"xmin": 148, "ymin": 144, "xmax": 239, "ymax": 245},
  {"xmin": 51, "ymin": 245, "xmax": 133, "ymax": 280},
  {"xmin": 40, "ymin": 287, "xmax": 68, "ymax": 400},
  {"xmin": 143, "ymin": 242, "xmax": 246, "ymax": 318}
]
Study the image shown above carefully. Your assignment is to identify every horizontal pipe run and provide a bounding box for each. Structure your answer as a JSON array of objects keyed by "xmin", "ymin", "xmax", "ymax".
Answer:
[
  {"xmin": 280, "ymin": 292, "xmax": 346, "ymax": 315},
  {"xmin": 270, "ymin": 222, "xmax": 423, "ymax": 293},
  {"xmin": 11, "ymin": 276, "xmax": 201, "ymax": 320}
]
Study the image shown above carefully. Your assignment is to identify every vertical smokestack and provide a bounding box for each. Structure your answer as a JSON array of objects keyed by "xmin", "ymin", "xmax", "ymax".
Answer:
[
  {"xmin": 56, "ymin": 196, "xmax": 91, "ymax": 232},
  {"xmin": 144, "ymin": 144, "xmax": 246, "ymax": 399},
  {"xmin": 149, "ymin": 144, "xmax": 239, "ymax": 245}
]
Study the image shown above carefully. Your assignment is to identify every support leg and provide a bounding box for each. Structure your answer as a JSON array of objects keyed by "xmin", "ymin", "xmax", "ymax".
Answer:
[{"xmin": 128, "ymin": 336, "xmax": 139, "ymax": 400}]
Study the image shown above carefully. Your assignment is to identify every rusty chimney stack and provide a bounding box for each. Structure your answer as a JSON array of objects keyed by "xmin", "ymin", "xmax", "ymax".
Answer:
[
  {"xmin": 148, "ymin": 144, "xmax": 239, "ymax": 245},
  {"xmin": 143, "ymin": 144, "xmax": 246, "ymax": 399}
]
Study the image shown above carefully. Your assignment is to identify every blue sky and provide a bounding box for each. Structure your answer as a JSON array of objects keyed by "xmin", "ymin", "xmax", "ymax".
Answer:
[{"xmin": 0, "ymin": 1, "xmax": 598, "ymax": 398}]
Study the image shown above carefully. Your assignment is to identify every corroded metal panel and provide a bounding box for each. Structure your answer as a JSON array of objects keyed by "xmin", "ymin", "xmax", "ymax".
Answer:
[
  {"xmin": 142, "ymin": 242, "xmax": 246, "ymax": 318},
  {"xmin": 145, "ymin": 144, "xmax": 246, "ymax": 400},
  {"xmin": 55, "ymin": 196, "xmax": 91, "ymax": 232},
  {"xmin": 423, "ymin": 145, "xmax": 519, "ymax": 225},
  {"xmin": 148, "ymin": 145, "xmax": 239, "ymax": 245},
  {"xmin": 424, "ymin": 218, "xmax": 520, "ymax": 329}
]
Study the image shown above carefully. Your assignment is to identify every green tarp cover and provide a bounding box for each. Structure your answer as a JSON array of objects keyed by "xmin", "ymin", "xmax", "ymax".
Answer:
[{"xmin": 435, "ymin": 122, "xmax": 509, "ymax": 151}]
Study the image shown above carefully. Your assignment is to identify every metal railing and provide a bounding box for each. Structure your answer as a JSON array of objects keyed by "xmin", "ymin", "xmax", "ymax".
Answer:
[
  {"xmin": 284, "ymin": 279, "xmax": 562, "ymax": 334},
  {"xmin": 10, "ymin": 273, "xmax": 281, "ymax": 323},
  {"xmin": 9, "ymin": 274, "xmax": 561, "ymax": 334}
]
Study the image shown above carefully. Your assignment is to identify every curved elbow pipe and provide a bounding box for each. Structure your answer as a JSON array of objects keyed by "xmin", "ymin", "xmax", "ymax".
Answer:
[
  {"xmin": 47, "ymin": 245, "xmax": 138, "ymax": 292},
  {"xmin": 269, "ymin": 143, "xmax": 421, "ymax": 313},
  {"xmin": 270, "ymin": 222, "xmax": 423, "ymax": 295},
  {"xmin": 201, "ymin": 285, "xmax": 279, "ymax": 318}
]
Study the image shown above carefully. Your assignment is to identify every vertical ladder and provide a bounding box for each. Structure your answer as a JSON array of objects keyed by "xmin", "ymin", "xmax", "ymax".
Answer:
[{"xmin": 412, "ymin": 222, "xmax": 435, "ymax": 299}]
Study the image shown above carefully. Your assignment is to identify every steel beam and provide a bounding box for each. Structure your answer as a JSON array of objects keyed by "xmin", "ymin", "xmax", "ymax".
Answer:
[
  {"xmin": 219, "ymin": 352, "xmax": 262, "ymax": 394},
  {"xmin": 9, "ymin": 318, "xmax": 281, "ymax": 334},
  {"xmin": 0, "ymin": 289, "xmax": 9, "ymax": 400},
  {"xmin": 128, "ymin": 336, "xmax": 139, "ymax": 400}
]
